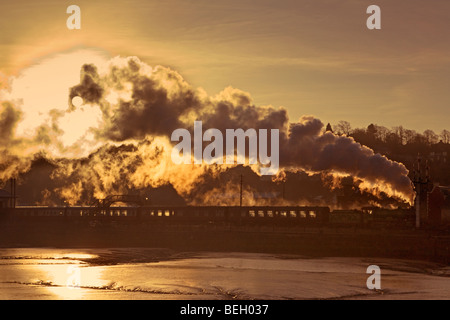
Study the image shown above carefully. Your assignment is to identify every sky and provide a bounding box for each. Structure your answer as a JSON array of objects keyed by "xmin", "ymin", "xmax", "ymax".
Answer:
[{"xmin": 1, "ymin": 0, "xmax": 450, "ymax": 133}]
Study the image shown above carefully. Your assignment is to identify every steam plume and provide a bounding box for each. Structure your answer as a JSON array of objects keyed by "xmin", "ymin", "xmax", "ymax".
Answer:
[{"xmin": 0, "ymin": 54, "xmax": 414, "ymax": 206}]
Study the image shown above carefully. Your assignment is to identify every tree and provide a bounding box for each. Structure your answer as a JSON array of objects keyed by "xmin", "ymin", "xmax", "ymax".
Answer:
[
  {"xmin": 392, "ymin": 126, "xmax": 406, "ymax": 145},
  {"xmin": 367, "ymin": 124, "xmax": 377, "ymax": 136},
  {"xmin": 325, "ymin": 123, "xmax": 333, "ymax": 133},
  {"xmin": 404, "ymin": 129, "xmax": 417, "ymax": 144},
  {"xmin": 334, "ymin": 120, "xmax": 352, "ymax": 136},
  {"xmin": 374, "ymin": 125, "xmax": 389, "ymax": 142},
  {"xmin": 440, "ymin": 129, "xmax": 450, "ymax": 144},
  {"xmin": 423, "ymin": 129, "xmax": 438, "ymax": 145},
  {"xmin": 386, "ymin": 132, "xmax": 401, "ymax": 146}
]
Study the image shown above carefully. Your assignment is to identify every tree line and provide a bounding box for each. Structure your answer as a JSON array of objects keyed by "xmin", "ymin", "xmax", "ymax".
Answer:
[{"xmin": 328, "ymin": 121, "xmax": 450, "ymax": 186}]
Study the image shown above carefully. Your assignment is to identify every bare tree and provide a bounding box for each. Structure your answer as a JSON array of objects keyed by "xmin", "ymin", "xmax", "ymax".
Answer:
[
  {"xmin": 404, "ymin": 129, "xmax": 417, "ymax": 144},
  {"xmin": 392, "ymin": 126, "xmax": 406, "ymax": 145},
  {"xmin": 374, "ymin": 125, "xmax": 389, "ymax": 142},
  {"xmin": 423, "ymin": 129, "xmax": 439, "ymax": 145},
  {"xmin": 334, "ymin": 120, "xmax": 352, "ymax": 136},
  {"xmin": 440, "ymin": 129, "xmax": 450, "ymax": 144}
]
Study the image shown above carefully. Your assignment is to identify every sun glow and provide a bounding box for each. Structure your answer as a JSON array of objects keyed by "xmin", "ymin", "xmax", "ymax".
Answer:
[{"xmin": 2, "ymin": 48, "xmax": 109, "ymax": 155}]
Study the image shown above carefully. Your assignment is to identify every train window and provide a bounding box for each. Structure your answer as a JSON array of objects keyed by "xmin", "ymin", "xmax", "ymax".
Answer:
[
  {"xmin": 280, "ymin": 211, "xmax": 287, "ymax": 218},
  {"xmin": 290, "ymin": 211, "xmax": 297, "ymax": 218},
  {"xmin": 158, "ymin": 210, "xmax": 163, "ymax": 217},
  {"xmin": 266, "ymin": 210, "xmax": 273, "ymax": 218},
  {"xmin": 309, "ymin": 211, "xmax": 317, "ymax": 218},
  {"xmin": 300, "ymin": 211, "xmax": 307, "ymax": 218},
  {"xmin": 258, "ymin": 210, "xmax": 265, "ymax": 218},
  {"xmin": 165, "ymin": 210, "xmax": 171, "ymax": 217},
  {"xmin": 249, "ymin": 210, "xmax": 256, "ymax": 218}
]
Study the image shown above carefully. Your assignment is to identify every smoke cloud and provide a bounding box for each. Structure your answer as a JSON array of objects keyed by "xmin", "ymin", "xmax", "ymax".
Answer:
[{"xmin": 0, "ymin": 53, "xmax": 415, "ymax": 207}]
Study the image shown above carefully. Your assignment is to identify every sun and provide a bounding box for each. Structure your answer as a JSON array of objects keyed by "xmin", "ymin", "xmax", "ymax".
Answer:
[{"xmin": 71, "ymin": 96, "xmax": 84, "ymax": 108}]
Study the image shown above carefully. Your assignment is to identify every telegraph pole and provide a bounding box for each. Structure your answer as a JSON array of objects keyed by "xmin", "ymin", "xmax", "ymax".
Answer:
[
  {"xmin": 240, "ymin": 174, "xmax": 243, "ymax": 207},
  {"xmin": 412, "ymin": 156, "xmax": 430, "ymax": 229}
]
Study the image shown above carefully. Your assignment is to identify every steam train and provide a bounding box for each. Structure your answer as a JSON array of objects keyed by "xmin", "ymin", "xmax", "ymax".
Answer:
[{"xmin": 5, "ymin": 205, "xmax": 415, "ymax": 228}]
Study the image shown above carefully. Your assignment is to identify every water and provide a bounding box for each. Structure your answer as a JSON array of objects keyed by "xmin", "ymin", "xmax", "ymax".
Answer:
[{"xmin": 0, "ymin": 248, "xmax": 449, "ymax": 300}]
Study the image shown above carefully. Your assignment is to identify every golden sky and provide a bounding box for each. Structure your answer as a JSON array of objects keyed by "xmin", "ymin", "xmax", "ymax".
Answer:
[{"xmin": 1, "ymin": 0, "xmax": 450, "ymax": 133}]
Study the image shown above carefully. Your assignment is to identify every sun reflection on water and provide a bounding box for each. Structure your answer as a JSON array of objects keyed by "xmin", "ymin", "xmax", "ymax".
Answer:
[{"xmin": 30, "ymin": 252, "xmax": 108, "ymax": 300}]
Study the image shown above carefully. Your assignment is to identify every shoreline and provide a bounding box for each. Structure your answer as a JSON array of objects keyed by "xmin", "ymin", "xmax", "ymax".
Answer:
[{"xmin": 1, "ymin": 222, "xmax": 449, "ymax": 265}]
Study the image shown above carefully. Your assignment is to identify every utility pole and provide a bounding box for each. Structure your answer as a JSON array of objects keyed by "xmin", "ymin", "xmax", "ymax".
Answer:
[
  {"xmin": 240, "ymin": 174, "xmax": 243, "ymax": 207},
  {"xmin": 412, "ymin": 156, "xmax": 430, "ymax": 229}
]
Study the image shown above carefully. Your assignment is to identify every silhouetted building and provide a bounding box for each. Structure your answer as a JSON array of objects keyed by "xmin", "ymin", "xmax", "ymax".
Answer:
[
  {"xmin": 429, "ymin": 141, "xmax": 448, "ymax": 164},
  {"xmin": 432, "ymin": 186, "xmax": 450, "ymax": 224},
  {"xmin": 427, "ymin": 186, "xmax": 445, "ymax": 226}
]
